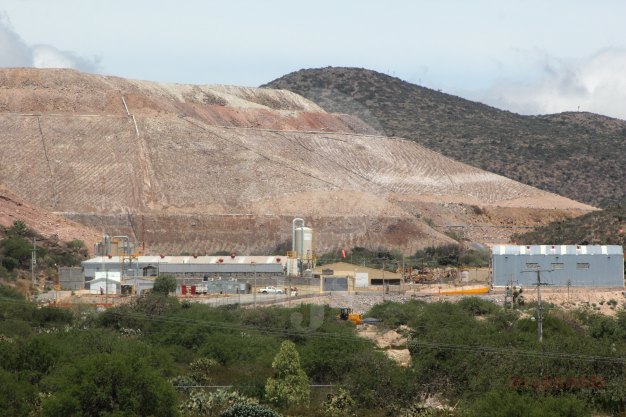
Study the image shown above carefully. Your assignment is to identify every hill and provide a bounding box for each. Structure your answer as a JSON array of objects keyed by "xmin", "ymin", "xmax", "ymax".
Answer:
[
  {"xmin": 0, "ymin": 68, "xmax": 592, "ymax": 255},
  {"xmin": 513, "ymin": 206, "xmax": 626, "ymax": 246},
  {"xmin": 264, "ymin": 67, "xmax": 626, "ymax": 207},
  {"xmin": 0, "ymin": 184, "xmax": 100, "ymax": 251}
]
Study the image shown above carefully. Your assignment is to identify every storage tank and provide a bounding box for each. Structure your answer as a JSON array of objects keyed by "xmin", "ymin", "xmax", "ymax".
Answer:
[{"xmin": 294, "ymin": 226, "xmax": 314, "ymax": 262}]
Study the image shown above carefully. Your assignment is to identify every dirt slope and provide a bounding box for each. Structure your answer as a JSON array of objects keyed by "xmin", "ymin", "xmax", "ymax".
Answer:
[
  {"xmin": 0, "ymin": 68, "xmax": 593, "ymax": 255},
  {"xmin": 0, "ymin": 185, "xmax": 101, "ymax": 252}
]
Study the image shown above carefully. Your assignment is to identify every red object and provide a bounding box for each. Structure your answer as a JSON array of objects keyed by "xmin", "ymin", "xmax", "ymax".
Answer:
[
  {"xmin": 276, "ymin": 257, "xmax": 281, "ymax": 262},
  {"xmin": 160, "ymin": 253, "xmax": 165, "ymax": 259},
  {"xmin": 181, "ymin": 285, "xmax": 188, "ymax": 295},
  {"xmin": 107, "ymin": 254, "xmax": 112, "ymax": 259},
  {"xmin": 218, "ymin": 258, "xmax": 224, "ymax": 263},
  {"xmin": 230, "ymin": 252, "xmax": 236, "ymax": 259},
  {"xmin": 190, "ymin": 285, "xmax": 196, "ymax": 295},
  {"xmin": 341, "ymin": 249, "xmax": 346, "ymax": 258}
]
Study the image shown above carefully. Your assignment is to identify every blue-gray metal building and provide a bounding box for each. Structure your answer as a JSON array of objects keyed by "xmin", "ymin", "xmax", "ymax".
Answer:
[{"xmin": 492, "ymin": 245, "xmax": 624, "ymax": 287}]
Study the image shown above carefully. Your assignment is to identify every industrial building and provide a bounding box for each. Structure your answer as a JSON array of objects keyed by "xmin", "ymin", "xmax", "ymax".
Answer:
[
  {"xmin": 88, "ymin": 271, "xmax": 121, "ymax": 294},
  {"xmin": 81, "ymin": 255, "xmax": 287, "ymax": 294},
  {"xmin": 312, "ymin": 262, "xmax": 404, "ymax": 291},
  {"xmin": 492, "ymin": 245, "xmax": 624, "ymax": 287},
  {"xmin": 82, "ymin": 255, "xmax": 287, "ymax": 279}
]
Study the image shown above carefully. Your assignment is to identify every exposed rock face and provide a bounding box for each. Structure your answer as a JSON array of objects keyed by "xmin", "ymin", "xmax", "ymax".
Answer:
[{"xmin": 0, "ymin": 68, "xmax": 593, "ymax": 255}]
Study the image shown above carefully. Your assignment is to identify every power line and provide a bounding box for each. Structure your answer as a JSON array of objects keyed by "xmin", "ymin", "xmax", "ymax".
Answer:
[{"xmin": 2, "ymin": 295, "xmax": 626, "ymax": 365}]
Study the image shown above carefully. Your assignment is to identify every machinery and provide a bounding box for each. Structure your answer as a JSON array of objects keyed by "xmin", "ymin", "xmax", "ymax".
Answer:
[{"xmin": 338, "ymin": 307, "xmax": 362, "ymax": 325}]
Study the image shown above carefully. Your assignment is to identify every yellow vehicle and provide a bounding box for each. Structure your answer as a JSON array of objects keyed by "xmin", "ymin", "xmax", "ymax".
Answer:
[{"xmin": 338, "ymin": 307, "xmax": 362, "ymax": 325}]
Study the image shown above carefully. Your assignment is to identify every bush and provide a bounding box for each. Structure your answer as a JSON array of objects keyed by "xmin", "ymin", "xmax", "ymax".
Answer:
[
  {"xmin": 457, "ymin": 298, "xmax": 497, "ymax": 316},
  {"xmin": 466, "ymin": 389, "xmax": 590, "ymax": 417},
  {"xmin": 153, "ymin": 274, "xmax": 177, "ymax": 295},
  {"xmin": 220, "ymin": 403, "xmax": 281, "ymax": 417},
  {"xmin": 40, "ymin": 352, "xmax": 178, "ymax": 417}
]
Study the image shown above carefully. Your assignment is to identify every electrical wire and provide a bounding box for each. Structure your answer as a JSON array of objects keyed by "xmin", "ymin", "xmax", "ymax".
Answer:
[{"xmin": 2, "ymin": 295, "xmax": 626, "ymax": 365}]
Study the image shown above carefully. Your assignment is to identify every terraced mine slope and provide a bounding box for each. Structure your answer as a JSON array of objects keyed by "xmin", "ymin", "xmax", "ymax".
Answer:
[
  {"xmin": 264, "ymin": 67, "xmax": 626, "ymax": 207},
  {"xmin": 0, "ymin": 68, "xmax": 593, "ymax": 255}
]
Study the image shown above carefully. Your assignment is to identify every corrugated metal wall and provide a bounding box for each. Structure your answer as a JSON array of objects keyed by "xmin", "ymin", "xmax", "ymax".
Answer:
[
  {"xmin": 492, "ymin": 245, "xmax": 624, "ymax": 287},
  {"xmin": 59, "ymin": 267, "xmax": 84, "ymax": 290}
]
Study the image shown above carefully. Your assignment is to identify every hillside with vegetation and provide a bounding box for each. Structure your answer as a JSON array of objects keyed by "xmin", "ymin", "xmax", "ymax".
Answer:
[
  {"xmin": 0, "ymin": 220, "xmax": 89, "ymax": 295},
  {"xmin": 513, "ymin": 206, "xmax": 626, "ymax": 246},
  {"xmin": 3, "ymin": 288, "xmax": 626, "ymax": 416},
  {"xmin": 264, "ymin": 67, "xmax": 626, "ymax": 207}
]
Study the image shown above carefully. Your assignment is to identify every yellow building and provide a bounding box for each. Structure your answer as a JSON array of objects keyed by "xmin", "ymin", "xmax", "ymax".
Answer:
[{"xmin": 313, "ymin": 262, "xmax": 404, "ymax": 292}]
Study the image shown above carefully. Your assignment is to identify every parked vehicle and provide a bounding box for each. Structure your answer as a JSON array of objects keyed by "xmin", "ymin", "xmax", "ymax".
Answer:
[{"xmin": 258, "ymin": 286, "xmax": 284, "ymax": 294}]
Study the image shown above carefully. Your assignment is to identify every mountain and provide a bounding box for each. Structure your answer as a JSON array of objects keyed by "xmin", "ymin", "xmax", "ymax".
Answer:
[
  {"xmin": 0, "ymin": 68, "xmax": 592, "ymax": 255},
  {"xmin": 263, "ymin": 67, "xmax": 626, "ymax": 207},
  {"xmin": 512, "ymin": 206, "xmax": 626, "ymax": 246}
]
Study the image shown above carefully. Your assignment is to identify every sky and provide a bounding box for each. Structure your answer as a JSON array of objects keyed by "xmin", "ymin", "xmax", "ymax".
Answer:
[{"xmin": 1, "ymin": 0, "xmax": 626, "ymax": 120}]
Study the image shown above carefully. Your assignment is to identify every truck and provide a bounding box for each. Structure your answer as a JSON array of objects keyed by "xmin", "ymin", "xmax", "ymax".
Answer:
[{"xmin": 258, "ymin": 286, "xmax": 284, "ymax": 294}]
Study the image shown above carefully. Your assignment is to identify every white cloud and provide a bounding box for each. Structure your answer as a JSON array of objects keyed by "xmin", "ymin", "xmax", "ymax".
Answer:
[
  {"xmin": 477, "ymin": 49, "xmax": 626, "ymax": 120},
  {"xmin": 0, "ymin": 11, "xmax": 99, "ymax": 71}
]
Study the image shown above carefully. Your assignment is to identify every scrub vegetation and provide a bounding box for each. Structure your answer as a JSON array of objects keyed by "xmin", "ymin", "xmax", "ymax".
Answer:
[{"xmin": 3, "ymin": 286, "xmax": 626, "ymax": 416}]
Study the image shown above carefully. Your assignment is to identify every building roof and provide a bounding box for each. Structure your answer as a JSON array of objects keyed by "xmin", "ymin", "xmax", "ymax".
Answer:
[
  {"xmin": 492, "ymin": 245, "xmax": 624, "ymax": 256},
  {"xmin": 83, "ymin": 255, "xmax": 287, "ymax": 267}
]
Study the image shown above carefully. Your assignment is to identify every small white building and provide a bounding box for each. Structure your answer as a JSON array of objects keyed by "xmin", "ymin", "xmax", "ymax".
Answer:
[{"xmin": 89, "ymin": 272, "xmax": 121, "ymax": 294}]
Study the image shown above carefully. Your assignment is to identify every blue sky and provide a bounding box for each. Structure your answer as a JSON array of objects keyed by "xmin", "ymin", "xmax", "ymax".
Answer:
[{"xmin": 2, "ymin": 0, "xmax": 626, "ymax": 119}]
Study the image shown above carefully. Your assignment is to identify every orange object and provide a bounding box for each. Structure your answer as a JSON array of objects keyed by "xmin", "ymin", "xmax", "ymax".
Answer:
[{"xmin": 438, "ymin": 286, "xmax": 490, "ymax": 295}]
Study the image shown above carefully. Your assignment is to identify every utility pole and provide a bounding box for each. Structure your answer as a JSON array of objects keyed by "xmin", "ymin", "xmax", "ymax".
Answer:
[
  {"xmin": 31, "ymin": 238, "xmax": 37, "ymax": 289},
  {"xmin": 252, "ymin": 261, "xmax": 257, "ymax": 308},
  {"xmin": 522, "ymin": 269, "xmax": 551, "ymax": 343},
  {"xmin": 536, "ymin": 270, "xmax": 543, "ymax": 343},
  {"xmin": 382, "ymin": 260, "xmax": 385, "ymax": 301},
  {"xmin": 105, "ymin": 266, "xmax": 109, "ymax": 306}
]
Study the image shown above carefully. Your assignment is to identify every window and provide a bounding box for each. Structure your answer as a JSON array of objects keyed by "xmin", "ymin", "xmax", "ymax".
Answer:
[
  {"xmin": 551, "ymin": 263, "xmax": 564, "ymax": 270},
  {"xmin": 525, "ymin": 263, "xmax": 540, "ymax": 270},
  {"xmin": 576, "ymin": 263, "xmax": 590, "ymax": 269}
]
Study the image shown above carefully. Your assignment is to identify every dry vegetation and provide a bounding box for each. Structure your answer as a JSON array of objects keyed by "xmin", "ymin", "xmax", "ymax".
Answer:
[{"xmin": 264, "ymin": 67, "xmax": 626, "ymax": 207}]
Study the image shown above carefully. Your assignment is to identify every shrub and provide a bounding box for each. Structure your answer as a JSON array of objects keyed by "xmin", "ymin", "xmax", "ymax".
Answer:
[
  {"xmin": 153, "ymin": 274, "xmax": 177, "ymax": 295},
  {"xmin": 220, "ymin": 403, "xmax": 281, "ymax": 417}
]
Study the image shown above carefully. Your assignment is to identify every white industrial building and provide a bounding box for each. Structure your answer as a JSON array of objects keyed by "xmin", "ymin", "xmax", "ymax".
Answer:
[
  {"xmin": 89, "ymin": 272, "xmax": 121, "ymax": 294},
  {"xmin": 492, "ymin": 245, "xmax": 624, "ymax": 287}
]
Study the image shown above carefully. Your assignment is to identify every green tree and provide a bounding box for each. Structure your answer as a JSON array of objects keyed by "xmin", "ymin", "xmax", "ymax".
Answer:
[
  {"xmin": 1, "ymin": 237, "xmax": 32, "ymax": 271},
  {"xmin": 5, "ymin": 220, "xmax": 29, "ymax": 238},
  {"xmin": 0, "ymin": 368, "xmax": 36, "ymax": 417},
  {"xmin": 264, "ymin": 340, "xmax": 309, "ymax": 408},
  {"xmin": 41, "ymin": 352, "xmax": 178, "ymax": 417},
  {"xmin": 153, "ymin": 274, "xmax": 177, "ymax": 295}
]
